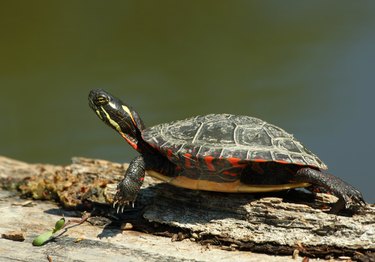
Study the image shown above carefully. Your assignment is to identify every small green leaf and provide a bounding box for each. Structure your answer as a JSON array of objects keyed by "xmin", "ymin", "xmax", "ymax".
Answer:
[
  {"xmin": 32, "ymin": 230, "xmax": 53, "ymax": 246},
  {"xmin": 53, "ymin": 218, "xmax": 66, "ymax": 232}
]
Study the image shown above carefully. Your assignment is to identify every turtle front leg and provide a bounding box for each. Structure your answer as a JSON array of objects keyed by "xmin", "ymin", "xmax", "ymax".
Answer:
[
  {"xmin": 294, "ymin": 168, "xmax": 365, "ymax": 213},
  {"xmin": 113, "ymin": 155, "xmax": 145, "ymax": 213}
]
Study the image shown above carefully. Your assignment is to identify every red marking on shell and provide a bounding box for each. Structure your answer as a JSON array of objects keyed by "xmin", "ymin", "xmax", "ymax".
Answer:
[
  {"xmin": 227, "ymin": 157, "xmax": 247, "ymax": 168},
  {"xmin": 274, "ymin": 160, "xmax": 290, "ymax": 165},
  {"xmin": 252, "ymin": 158, "xmax": 268, "ymax": 163},
  {"xmin": 166, "ymin": 149, "xmax": 173, "ymax": 160},
  {"xmin": 204, "ymin": 156, "xmax": 215, "ymax": 171},
  {"xmin": 291, "ymin": 161, "xmax": 309, "ymax": 167},
  {"xmin": 251, "ymin": 162, "xmax": 265, "ymax": 174},
  {"xmin": 222, "ymin": 171, "xmax": 238, "ymax": 177},
  {"xmin": 184, "ymin": 153, "xmax": 193, "ymax": 169}
]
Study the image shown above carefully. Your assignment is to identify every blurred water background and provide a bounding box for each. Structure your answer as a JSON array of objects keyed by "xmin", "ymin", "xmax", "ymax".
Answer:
[{"xmin": 0, "ymin": 1, "xmax": 374, "ymax": 202}]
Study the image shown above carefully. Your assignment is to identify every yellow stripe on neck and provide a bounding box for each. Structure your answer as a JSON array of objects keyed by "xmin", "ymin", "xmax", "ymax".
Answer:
[
  {"xmin": 122, "ymin": 105, "xmax": 136, "ymax": 126},
  {"xmin": 101, "ymin": 106, "xmax": 122, "ymax": 133}
]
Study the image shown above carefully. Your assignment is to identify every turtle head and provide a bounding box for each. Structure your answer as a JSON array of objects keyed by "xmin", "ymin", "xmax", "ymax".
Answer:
[{"xmin": 88, "ymin": 89, "xmax": 145, "ymax": 151}]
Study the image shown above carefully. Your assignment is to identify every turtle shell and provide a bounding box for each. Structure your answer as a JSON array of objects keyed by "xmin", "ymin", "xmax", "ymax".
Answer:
[{"xmin": 142, "ymin": 114, "xmax": 327, "ymax": 171}]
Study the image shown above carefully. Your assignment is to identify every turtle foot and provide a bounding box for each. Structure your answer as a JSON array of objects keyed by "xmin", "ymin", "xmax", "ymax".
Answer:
[
  {"xmin": 329, "ymin": 186, "xmax": 366, "ymax": 214},
  {"xmin": 111, "ymin": 181, "xmax": 138, "ymax": 213},
  {"xmin": 111, "ymin": 155, "xmax": 145, "ymax": 213},
  {"xmin": 295, "ymin": 168, "xmax": 366, "ymax": 213}
]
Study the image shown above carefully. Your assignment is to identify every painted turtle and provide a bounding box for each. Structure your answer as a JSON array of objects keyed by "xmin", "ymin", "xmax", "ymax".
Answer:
[{"xmin": 88, "ymin": 89, "xmax": 365, "ymax": 213}]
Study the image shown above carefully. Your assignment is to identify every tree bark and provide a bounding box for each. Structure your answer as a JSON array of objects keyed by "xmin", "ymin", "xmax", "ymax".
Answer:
[{"xmin": 0, "ymin": 156, "xmax": 374, "ymax": 261}]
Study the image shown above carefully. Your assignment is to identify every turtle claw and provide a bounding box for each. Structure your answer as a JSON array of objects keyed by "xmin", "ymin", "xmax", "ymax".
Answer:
[
  {"xmin": 117, "ymin": 204, "xmax": 126, "ymax": 214},
  {"xmin": 112, "ymin": 201, "xmax": 129, "ymax": 213},
  {"xmin": 113, "ymin": 202, "xmax": 127, "ymax": 213},
  {"xmin": 112, "ymin": 202, "xmax": 134, "ymax": 213},
  {"xmin": 343, "ymin": 189, "xmax": 366, "ymax": 209},
  {"xmin": 112, "ymin": 191, "xmax": 136, "ymax": 213}
]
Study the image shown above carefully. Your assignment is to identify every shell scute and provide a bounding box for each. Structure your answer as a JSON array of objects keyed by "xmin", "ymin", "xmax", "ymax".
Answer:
[{"xmin": 239, "ymin": 127, "xmax": 272, "ymax": 147}]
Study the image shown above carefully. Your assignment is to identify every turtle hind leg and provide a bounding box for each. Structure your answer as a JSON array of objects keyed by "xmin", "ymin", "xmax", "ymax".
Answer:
[{"xmin": 294, "ymin": 168, "xmax": 365, "ymax": 214}]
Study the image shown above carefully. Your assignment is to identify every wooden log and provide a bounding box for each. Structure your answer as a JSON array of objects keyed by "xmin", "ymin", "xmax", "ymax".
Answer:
[{"xmin": 0, "ymin": 156, "xmax": 374, "ymax": 261}]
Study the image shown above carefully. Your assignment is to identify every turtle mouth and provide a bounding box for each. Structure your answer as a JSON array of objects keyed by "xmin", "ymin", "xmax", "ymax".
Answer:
[{"xmin": 88, "ymin": 97, "xmax": 98, "ymax": 112}]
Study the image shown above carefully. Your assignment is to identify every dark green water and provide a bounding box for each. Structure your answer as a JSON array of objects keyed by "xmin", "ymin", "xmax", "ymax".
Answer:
[{"xmin": 1, "ymin": 1, "xmax": 374, "ymax": 202}]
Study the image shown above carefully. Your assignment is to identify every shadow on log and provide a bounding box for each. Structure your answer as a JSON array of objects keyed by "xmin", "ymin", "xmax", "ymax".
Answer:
[{"xmin": 0, "ymin": 156, "xmax": 374, "ymax": 261}]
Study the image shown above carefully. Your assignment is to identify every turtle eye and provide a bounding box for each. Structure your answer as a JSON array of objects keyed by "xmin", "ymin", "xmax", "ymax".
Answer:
[{"xmin": 95, "ymin": 95, "xmax": 109, "ymax": 106}]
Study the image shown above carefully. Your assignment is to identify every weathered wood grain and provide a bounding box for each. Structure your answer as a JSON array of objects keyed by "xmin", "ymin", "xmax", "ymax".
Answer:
[{"xmin": 0, "ymin": 156, "xmax": 374, "ymax": 261}]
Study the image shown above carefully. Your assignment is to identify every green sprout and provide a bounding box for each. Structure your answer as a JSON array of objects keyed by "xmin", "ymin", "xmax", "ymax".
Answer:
[
  {"xmin": 32, "ymin": 213, "xmax": 90, "ymax": 246},
  {"xmin": 32, "ymin": 218, "xmax": 66, "ymax": 246}
]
